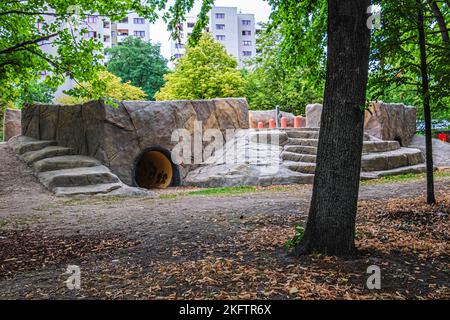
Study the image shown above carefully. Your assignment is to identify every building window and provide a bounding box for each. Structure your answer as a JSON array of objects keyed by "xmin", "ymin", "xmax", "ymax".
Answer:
[
  {"xmin": 216, "ymin": 35, "xmax": 226, "ymax": 41},
  {"xmin": 174, "ymin": 54, "xmax": 184, "ymax": 59},
  {"xmin": 243, "ymin": 51, "xmax": 252, "ymax": 57},
  {"xmin": 216, "ymin": 24, "xmax": 225, "ymax": 30},
  {"xmin": 119, "ymin": 17, "xmax": 129, "ymax": 23},
  {"xmin": 87, "ymin": 15, "xmax": 98, "ymax": 24},
  {"xmin": 242, "ymin": 20, "xmax": 251, "ymax": 26},
  {"xmin": 133, "ymin": 17, "xmax": 145, "ymax": 24},
  {"xmin": 242, "ymin": 30, "xmax": 252, "ymax": 36},
  {"xmin": 134, "ymin": 30, "xmax": 146, "ymax": 38},
  {"xmin": 118, "ymin": 29, "xmax": 129, "ymax": 36},
  {"xmin": 103, "ymin": 21, "xmax": 110, "ymax": 28},
  {"xmin": 175, "ymin": 43, "xmax": 184, "ymax": 49},
  {"xmin": 215, "ymin": 13, "xmax": 225, "ymax": 19},
  {"xmin": 187, "ymin": 22, "xmax": 195, "ymax": 28},
  {"xmin": 86, "ymin": 31, "xmax": 97, "ymax": 39},
  {"xmin": 243, "ymin": 40, "xmax": 252, "ymax": 46},
  {"xmin": 104, "ymin": 35, "xmax": 110, "ymax": 42}
]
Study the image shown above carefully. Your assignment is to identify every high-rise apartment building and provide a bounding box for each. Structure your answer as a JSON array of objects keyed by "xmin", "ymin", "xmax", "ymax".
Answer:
[
  {"xmin": 171, "ymin": 6, "xmax": 256, "ymax": 67},
  {"xmin": 39, "ymin": 13, "xmax": 152, "ymax": 98}
]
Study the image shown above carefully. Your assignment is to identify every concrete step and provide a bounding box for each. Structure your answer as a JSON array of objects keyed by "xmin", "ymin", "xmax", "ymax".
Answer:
[
  {"xmin": 285, "ymin": 131, "xmax": 320, "ymax": 139},
  {"xmin": 281, "ymin": 152, "xmax": 316, "ymax": 163},
  {"xmin": 284, "ymin": 161, "xmax": 316, "ymax": 174},
  {"xmin": 21, "ymin": 146, "xmax": 73, "ymax": 165},
  {"xmin": 53, "ymin": 183, "xmax": 122, "ymax": 197},
  {"xmin": 361, "ymin": 164, "xmax": 427, "ymax": 180},
  {"xmin": 363, "ymin": 141, "xmax": 401, "ymax": 153},
  {"xmin": 33, "ymin": 156, "xmax": 102, "ymax": 173},
  {"xmin": 287, "ymin": 138, "xmax": 319, "ymax": 147},
  {"xmin": 284, "ymin": 145, "xmax": 317, "ymax": 155},
  {"xmin": 8, "ymin": 136, "xmax": 58, "ymax": 155},
  {"xmin": 38, "ymin": 165, "xmax": 120, "ymax": 190},
  {"xmin": 361, "ymin": 148, "xmax": 425, "ymax": 172},
  {"xmin": 285, "ymin": 128, "xmax": 320, "ymax": 133}
]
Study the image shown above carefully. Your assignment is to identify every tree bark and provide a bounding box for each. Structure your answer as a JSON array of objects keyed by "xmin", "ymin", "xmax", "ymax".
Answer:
[
  {"xmin": 427, "ymin": 0, "xmax": 449, "ymax": 42},
  {"xmin": 417, "ymin": 0, "xmax": 436, "ymax": 204},
  {"xmin": 294, "ymin": 0, "xmax": 371, "ymax": 257}
]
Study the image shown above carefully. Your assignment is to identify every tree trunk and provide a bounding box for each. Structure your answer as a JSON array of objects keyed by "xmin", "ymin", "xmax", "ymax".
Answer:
[
  {"xmin": 294, "ymin": 0, "xmax": 371, "ymax": 257},
  {"xmin": 417, "ymin": 0, "xmax": 436, "ymax": 205},
  {"xmin": 427, "ymin": 0, "xmax": 449, "ymax": 43}
]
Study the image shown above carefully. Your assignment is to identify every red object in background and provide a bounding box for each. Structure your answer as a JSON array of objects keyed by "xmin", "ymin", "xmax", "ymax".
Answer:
[
  {"xmin": 281, "ymin": 117, "xmax": 287, "ymax": 128},
  {"xmin": 438, "ymin": 133, "xmax": 448, "ymax": 142},
  {"xmin": 269, "ymin": 119, "xmax": 276, "ymax": 129},
  {"xmin": 257, "ymin": 122, "xmax": 264, "ymax": 129},
  {"xmin": 294, "ymin": 116, "xmax": 302, "ymax": 128}
]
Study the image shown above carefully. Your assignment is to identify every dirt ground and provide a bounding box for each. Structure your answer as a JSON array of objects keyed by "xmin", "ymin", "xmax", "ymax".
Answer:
[{"xmin": 0, "ymin": 142, "xmax": 449, "ymax": 299}]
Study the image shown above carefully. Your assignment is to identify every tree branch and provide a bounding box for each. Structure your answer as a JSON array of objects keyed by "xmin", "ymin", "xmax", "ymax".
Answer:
[
  {"xmin": 427, "ymin": 0, "xmax": 449, "ymax": 42},
  {"xmin": 0, "ymin": 33, "xmax": 58, "ymax": 55}
]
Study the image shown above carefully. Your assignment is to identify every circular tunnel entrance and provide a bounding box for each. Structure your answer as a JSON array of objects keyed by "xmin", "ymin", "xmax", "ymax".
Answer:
[{"xmin": 134, "ymin": 147, "xmax": 180, "ymax": 189}]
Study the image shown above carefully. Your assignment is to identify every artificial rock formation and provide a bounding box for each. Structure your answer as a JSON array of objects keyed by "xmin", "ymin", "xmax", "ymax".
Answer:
[
  {"xmin": 305, "ymin": 104, "xmax": 323, "ymax": 128},
  {"xmin": 3, "ymin": 109, "xmax": 22, "ymax": 141},
  {"xmin": 185, "ymin": 128, "xmax": 426, "ymax": 187},
  {"xmin": 21, "ymin": 99, "xmax": 249, "ymax": 185},
  {"xmin": 306, "ymin": 102, "xmax": 418, "ymax": 146},
  {"xmin": 364, "ymin": 102, "xmax": 417, "ymax": 147}
]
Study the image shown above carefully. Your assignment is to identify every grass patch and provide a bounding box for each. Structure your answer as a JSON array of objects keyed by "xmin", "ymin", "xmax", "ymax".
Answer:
[
  {"xmin": 186, "ymin": 186, "xmax": 258, "ymax": 196},
  {"xmin": 62, "ymin": 195, "xmax": 132, "ymax": 206},
  {"xmin": 158, "ymin": 185, "xmax": 291, "ymax": 200},
  {"xmin": 363, "ymin": 170, "xmax": 450, "ymax": 185}
]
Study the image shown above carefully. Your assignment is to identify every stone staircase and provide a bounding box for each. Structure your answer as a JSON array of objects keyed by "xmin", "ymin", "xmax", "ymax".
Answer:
[
  {"xmin": 280, "ymin": 128, "xmax": 426, "ymax": 180},
  {"xmin": 8, "ymin": 136, "xmax": 150, "ymax": 197}
]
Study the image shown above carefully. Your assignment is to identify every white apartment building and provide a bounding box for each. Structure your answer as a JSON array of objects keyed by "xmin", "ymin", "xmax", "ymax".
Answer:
[
  {"xmin": 39, "ymin": 13, "xmax": 152, "ymax": 98},
  {"xmin": 171, "ymin": 6, "xmax": 257, "ymax": 68}
]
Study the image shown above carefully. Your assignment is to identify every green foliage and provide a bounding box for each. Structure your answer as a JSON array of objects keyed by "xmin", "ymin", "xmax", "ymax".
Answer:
[
  {"xmin": 0, "ymin": 0, "xmax": 213, "ymax": 105},
  {"xmin": 18, "ymin": 79, "xmax": 56, "ymax": 105},
  {"xmin": 244, "ymin": 24, "xmax": 323, "ymax": 116},
  {"xmin": 106, "ymin": 37, "xmax": 169, "ymax": 100},
  {"xmin": 369, "ymin": 0, "xmax": 450, "ymax": 120},
  {"xmin": 267, "ymin": 0, "xmax": 327, "ymax": 83},
  {"xmin": 285, "ymin": 225, "xmax": 305, "ymax": 249},
  {"xmin": 56, "ymin": 71, "xmax": 146, "ymax": 104},
  {"xmin": 156, "ymin": 33, "xmax": 246, "ymax": 100}
]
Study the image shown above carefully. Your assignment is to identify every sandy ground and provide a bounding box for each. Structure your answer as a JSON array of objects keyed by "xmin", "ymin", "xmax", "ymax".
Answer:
[{"xmin": 0, "ymin": 142, "xmax": 449, "ymax": 299}]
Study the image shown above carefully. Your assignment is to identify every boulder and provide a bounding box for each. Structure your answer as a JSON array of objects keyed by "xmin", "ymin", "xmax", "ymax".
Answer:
[
  {"xmin": 249, "ymin": 110, "xmax": 297, "ymax": 128},
  {"xmin": 305, "ymin": 104, "xmax": 323, "ymax": 128},
  {"xmin": 3, "ymin": 109, "xmax": 22, "ymax": 141},
  {"xmin": 21, "ymin": 98, "xmax": 249, "ymax": 185},
  {"xmin": 364, "ymin": 102, "xmax": 417, "ymax": 147}
]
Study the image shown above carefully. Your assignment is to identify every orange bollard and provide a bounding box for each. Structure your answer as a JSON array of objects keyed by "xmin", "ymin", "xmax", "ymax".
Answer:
[
  {"xmin": 269, "ymin": 118, "xmax": 276, "ymax": 129},
  {"xmin": 258, "ymin": 122, "xmax": 264, "ymax": 129},
  {"xmin": 281, "ymin": 117, "xmax": 287, "ymax": 128},
  {"xmin": 294, "ymin": 116, "xmax": 302, "ymax": 128}
]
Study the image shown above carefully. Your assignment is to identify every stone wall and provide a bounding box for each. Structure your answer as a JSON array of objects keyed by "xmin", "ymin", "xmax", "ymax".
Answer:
[
  {"xmin": 3, "ymin": 109, "xmax": 22, "ymax": 142},
  {"xmin": 22, "ymin": 99, "xmax": 249, "ymax": 185},
  {"xmin": 364, "ymin": 102, "xmax": 417, "ymax": 147},
  {"xmin": 305, "ymin": 102, "xmax": 418, "ymax": 146}
]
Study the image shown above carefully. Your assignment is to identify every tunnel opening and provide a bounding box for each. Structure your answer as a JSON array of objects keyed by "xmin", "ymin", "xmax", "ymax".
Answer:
[{"xmin": 133, "ymin": 147, "xmax": 180, "ymax": 189}]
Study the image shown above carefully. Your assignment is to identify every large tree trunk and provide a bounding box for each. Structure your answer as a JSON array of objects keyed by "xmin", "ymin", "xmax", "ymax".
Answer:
[
  {"xmin": 417, "ymin": 0, "xmax": 437, "ymax": 204},
  {"xmin": 294, "ymin": 0, "xmax": 371, "ymax": 257}
]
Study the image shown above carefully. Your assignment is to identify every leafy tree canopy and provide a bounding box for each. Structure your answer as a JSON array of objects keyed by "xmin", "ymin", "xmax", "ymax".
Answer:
[
  {"xmin": 156, "ymin": 33, "xmax": 246, "ymax": 100},
  {"xmin": 56, "ymin": 71, "xmax": 146, "ymax": 105},
  {"xmin": 106, "ymin": 37, "xmax": 169, "ymax": 100},
  {"xmin": 244, "ymin": 23, "xmax": 323, "ymax": 116},
  {"xmin": 0, "ymin": 0, "xmax": 214, "ymax": 106},
  {"xmin": 369, "ymin": 0, "xmax": 450, "ymax": 120}
]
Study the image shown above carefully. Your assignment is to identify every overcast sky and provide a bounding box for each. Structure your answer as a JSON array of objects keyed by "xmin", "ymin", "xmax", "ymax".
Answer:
[{"xmin": 150, "ymin": 0, "xmax": 272, "ymax": 59}]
